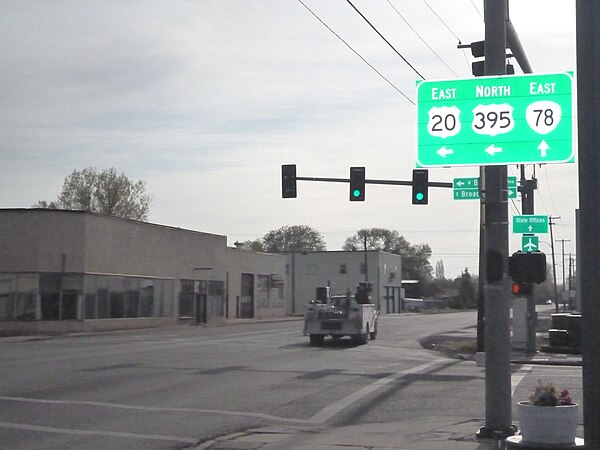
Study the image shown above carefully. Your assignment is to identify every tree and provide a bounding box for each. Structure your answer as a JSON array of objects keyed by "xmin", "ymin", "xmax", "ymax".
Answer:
[
  {"xmin": 450, "ymin": 268, "xmax": 477, "ymax": 309},
  {"xmin": 342, "ymin": 228, "xmax": 433, "ymax": 281},
  {"xmin": 435, "ymin": 260, "xmax": 445, "ymax": 279},
  {"xmin": 258, "ymin": 225, "xmax": 326, "ymax": 252},
  {"xmin": 239, "ymin": 239, "xmax": 265, "ymax": 252},
  {"xmin": 34, "ymin": 167, "xmax": 152, "ymax": 221}
]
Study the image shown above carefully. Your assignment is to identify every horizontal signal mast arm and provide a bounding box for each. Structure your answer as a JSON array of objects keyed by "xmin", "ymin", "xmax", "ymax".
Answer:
[{"xmin": 295, "ymin": 176, "xmax": 452, "ymax": 188}]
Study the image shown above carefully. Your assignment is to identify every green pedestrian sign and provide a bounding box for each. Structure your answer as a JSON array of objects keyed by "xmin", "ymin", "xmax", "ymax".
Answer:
[
  {"xmin": 521, "ymin": 235, "xmax": 540, "ymax": 252},
  {"xmin": 453, "ymin": 176, "xmax": 517, "ymax": 200},
  {"xmin": 416, "ymin": 73, "xmax": 575, "ymax": 167},
  {"xmin": 513, "ymin": 215, "xmax": 549, "ymax": 234}
]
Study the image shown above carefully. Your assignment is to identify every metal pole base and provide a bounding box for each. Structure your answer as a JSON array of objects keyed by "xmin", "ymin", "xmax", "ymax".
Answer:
[
  {"xmin": 505, "ymin": 435, "xmax": 585, "ymax": 449},
  {"xmin": 477, "ymin": 424, "xmax": 518, "ymax": 440}
]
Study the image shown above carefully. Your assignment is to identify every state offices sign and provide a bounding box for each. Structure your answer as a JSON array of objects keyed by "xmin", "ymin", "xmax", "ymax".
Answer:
[{"xmin": 416, "ymin": 73, "xmax": 575, "ymax": 167}]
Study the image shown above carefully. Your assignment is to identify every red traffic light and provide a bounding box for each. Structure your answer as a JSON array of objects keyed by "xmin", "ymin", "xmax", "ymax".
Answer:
[{"xmin": 512, "ymin": 282, "xmax": 532, "ymax": 296}]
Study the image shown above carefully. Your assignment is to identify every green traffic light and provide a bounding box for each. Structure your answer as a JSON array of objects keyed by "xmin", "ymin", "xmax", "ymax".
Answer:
[
  {"xmin": 415, "ymin": 192, "xmax": 424, "ymax": 201},
  {"xmin": 353, "ymin": 189, "xmax": 362, "ymax": 198}
]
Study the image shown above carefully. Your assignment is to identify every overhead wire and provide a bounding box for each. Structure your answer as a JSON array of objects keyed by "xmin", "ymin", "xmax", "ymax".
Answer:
[
  {"xmin": 420, "ymin": 0, "xmax": 472, "ymax": 70},
  {"xmin": 385, "ymin": 0, "xmax": 459, "ymax": 77},
  {"xmin": 420, "ymin": 0, "xmax": 462, "ymax": 43},
  {"xmin": 469, "ymin": 0, "xmax": 483, "ymax": 19},
  {"xmin": 345, "ymin": 0, "xmax": 425, "ymax": 80},
  {"xmin": 298, "ymin": 0, "xmax": 477, "ymax": 102},
  {"xmin": 296, "ymin": 0, "xmax": 415, "ymax": 104}
]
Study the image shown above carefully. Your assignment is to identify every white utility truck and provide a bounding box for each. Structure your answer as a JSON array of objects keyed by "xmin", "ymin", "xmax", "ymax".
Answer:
[{"xmin": 303, "ymin": 284, "xmax": 379, "ymax": 345}]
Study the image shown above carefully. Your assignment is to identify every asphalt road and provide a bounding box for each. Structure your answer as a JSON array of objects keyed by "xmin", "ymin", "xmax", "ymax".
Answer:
[{"xmin": 0, "ymin": 311, "xmax": 583, "ymax": 449}]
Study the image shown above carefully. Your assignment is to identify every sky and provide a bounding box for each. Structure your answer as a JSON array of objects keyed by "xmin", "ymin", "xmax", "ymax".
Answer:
[{"xmin": 0, "ymin": 0, "xmax": 577, "ymax": 280}]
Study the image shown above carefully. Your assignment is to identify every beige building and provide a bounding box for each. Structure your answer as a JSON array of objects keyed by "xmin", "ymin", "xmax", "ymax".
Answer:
[
  {"xmin": 0, "ymin": 209, "xmax": 286, "ymax": 334},
  {"xmin": 285, "ymin": 251, "xmax": 403, "ymax": 315}
]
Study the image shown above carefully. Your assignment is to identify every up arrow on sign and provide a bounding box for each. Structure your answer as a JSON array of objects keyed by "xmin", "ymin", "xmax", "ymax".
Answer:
[{"xmin": 513, "ymin": 215, "xmax": 549, "ymax": 234}]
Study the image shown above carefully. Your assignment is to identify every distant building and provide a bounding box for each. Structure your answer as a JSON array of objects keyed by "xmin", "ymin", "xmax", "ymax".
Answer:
[
  {"xmin": 0, "ymin": 209, "xmax": 286, "ymax": 334},
  {"xmin": 284, "ymin": 250, "xmax": 403, "ymax": 315}
]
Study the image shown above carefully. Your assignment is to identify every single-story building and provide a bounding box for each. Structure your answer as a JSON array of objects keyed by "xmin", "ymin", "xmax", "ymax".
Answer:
[
  {"xmin": 0, "ymin": 209, "xmax": 286, "ymax": 334},
  {"xmin": 284, "ymin": 250, "xmax": 404, "ymax": 315}
]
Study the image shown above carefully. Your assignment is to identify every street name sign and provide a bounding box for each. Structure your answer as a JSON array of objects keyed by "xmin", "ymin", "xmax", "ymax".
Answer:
[
  {"xmin": 453, "ymin": 176, "xmax": 517, "ymax": 200},
  {"xmin": 513, "ymin": 215, "xmax": 549, "ymax": 234},
  {"xmin": 521, "ymin": 235, "xmax": 540, "ymax": 252},
  {"xmin": 416, "ymin": 73, "xmax": 575, "ymax": 167}
]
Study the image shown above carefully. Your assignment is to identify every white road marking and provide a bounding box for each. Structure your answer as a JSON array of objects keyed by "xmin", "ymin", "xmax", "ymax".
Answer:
[
  {"xmin": 307, "ymin": 358, "xmax": 450, "ymax": 424},
  {"xmin": 0, "ymin": 396, "xmax": 307, "ymax": 424},
  {"xmin": 0, "ymin": 421, "xmax": 198, "ymax": 444},
  {"xmin": 511, "ymin": 365, "xmax": 533, "ymax": 396}
]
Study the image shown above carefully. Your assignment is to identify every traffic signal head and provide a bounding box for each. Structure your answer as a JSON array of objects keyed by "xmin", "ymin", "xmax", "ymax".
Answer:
[
  {"xmin": 486, "ymin": 249, "xmax": 504, "ymax": 283},
  {"xmin": 412, "ymin": 169, "xmax": 428, "ymax": 205},
  {"xmin": 509, "ymin": 251, "xmax": 547, "ymax": 283},
  {"xmin": 281, "ymin": 164, "xmax": 297, "ymax": 198},
  {"xmin": 349, "ymin": 167, "xmax": 365, "ymax": 201},
  {"xmin": 512, "ymin": 282, "xmax": 533, "ymax": 296}
]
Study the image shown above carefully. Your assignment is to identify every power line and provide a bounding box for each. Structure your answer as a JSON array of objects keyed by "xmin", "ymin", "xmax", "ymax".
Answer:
[
  {"xmin": 420, "ymin": 0, "xmax": 463, "ymax": 43},
  {"xmin": 470, "ymin": 0, "xmax": 483, "ymax": 19},
  {"xmin": 418, "ymin": 0, "xmax": 471, "ymax": 72},
  {"xmin": 296, "ymin": 0, "xmax": 415, "ymax": 104},
  {"xmin": 385, "ymin": 0, "xmax": 459, "ymax": 77},
  {"xmin": 345, "ymin": 0, "xmax": 425, "ymax": 80}
]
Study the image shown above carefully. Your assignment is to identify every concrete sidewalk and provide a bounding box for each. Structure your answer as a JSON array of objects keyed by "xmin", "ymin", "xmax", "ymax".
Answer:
[{"xmin": 195, "ymin": 416, "xmax": 502, "ymax": 449}]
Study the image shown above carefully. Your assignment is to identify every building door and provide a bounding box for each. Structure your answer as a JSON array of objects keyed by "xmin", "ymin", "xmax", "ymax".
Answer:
[
  {"xmin": 195, "ymin": 280, "xmax": 208, "ymax": 324},
  {"xmin": 195, "ymin": 293, "xmax": 207, "ymax": 323},
  {"xmin": 240, "ymin": 273, "xmax": 254, "ymax": 318}
]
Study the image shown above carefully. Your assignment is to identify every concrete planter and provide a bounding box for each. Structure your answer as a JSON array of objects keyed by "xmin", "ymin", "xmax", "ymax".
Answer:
[{"xmin": 517, "ymin": 401, "xmax": 578, "ymax": 444}]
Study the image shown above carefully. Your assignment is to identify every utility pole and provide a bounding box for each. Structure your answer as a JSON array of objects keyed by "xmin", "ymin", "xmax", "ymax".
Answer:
[
  {"xmin": 568, "ymin": 254, "xmax": 574, "ymax": 311},
  {"xmin": 577, "ymin": 1, "xmax": 600, "ymax": 445},
  {"xmin": 555, "ymin": 238, "xmax": 570, "ymax": 311},
  {"xmin": 478, "ymin": 0, "xmax": 514, "ymax": 439},
  {"xmin": 519, "ymin": 165, "xmax": 537, "ymax": 353},
  {"xmin": 548, "ymin": 216, "xmax": 560, "ymax": 313}
]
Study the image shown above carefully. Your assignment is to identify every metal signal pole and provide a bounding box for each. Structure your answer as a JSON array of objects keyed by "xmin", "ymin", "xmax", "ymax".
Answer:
[
  {"xmin": 478, "ymin": 0, "xmax": 514, "ymax": 439},
  {"xmin": 576, "ymin": 1, "xmax": 600, "ymax": 444}
]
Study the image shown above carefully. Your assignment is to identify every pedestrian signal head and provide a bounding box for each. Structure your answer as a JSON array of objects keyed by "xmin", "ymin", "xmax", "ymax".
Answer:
[
  {"xmin": 512, "ymin": 282, "xmax": 533, "ymax": 296},
  {"xmin": 509, "ymin": 251, "xmax": 546, "ymax": 283}
]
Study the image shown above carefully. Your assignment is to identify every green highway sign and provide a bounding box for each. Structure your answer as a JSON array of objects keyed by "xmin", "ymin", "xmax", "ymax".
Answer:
[
  {"xmin": 513, "ymin": 215, "xmax": 549, "ymax": 234},
  {"xmin": 453, "ymin": 176, "xmax": 517, "ymax": 200},
  {"xmin": 416, "ymin": 73, "xmax": 575, "ymax": 167},
  {"xmin": 521, "ymin": 235, "xmax": 540, "ymax": 252}
]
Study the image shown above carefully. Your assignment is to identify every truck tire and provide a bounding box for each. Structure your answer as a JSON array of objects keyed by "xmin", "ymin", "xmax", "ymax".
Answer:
[
  {"xmin": 369, "ymin": 322, "xmax": 378, "ymax": 340},
  {"xmin": 309, "ymin": 334, "xmax": 325, "ymax": 346},
  {"xmin": 352, "ymin": 326, "xmax": 368, "ymax": 345}
]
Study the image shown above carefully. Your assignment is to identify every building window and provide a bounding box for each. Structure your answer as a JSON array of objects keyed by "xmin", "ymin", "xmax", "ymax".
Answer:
[
  {"xmin": 179, "ymin": 280, "xmax": 195, "ymax": 318},
  {"xmin": 340, "ymin": 264, "xmax": 347, "ymax": 274},
  {"xmin": 40, "ymin": 273, "xmax": 61, "ymax": 320},
  {"xmin": 0, "ymin": 272, "xmax": 173, "ymax": 321},
  {"xmin": 257, "ymin": 275, "xmax": 270, "ymax": 308},
  {"xmin": 208, "ymin": 280, "xmax": 225, "ymax": 317}
]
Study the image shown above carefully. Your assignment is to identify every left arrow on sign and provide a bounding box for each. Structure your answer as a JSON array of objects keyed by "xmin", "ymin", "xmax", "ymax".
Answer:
[
  {"xmin": 485, "ymin": 144, "xmax": 502, "ymax": 156},
  {"xmin": 437, "ymin": 146, "xmax": 453, "ymax": 158}
]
